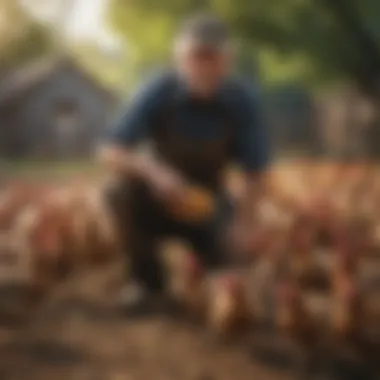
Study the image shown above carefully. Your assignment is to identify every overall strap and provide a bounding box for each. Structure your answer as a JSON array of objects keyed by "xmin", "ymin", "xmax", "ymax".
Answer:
[
  {"xmin": 154, "ymin": 78, "xmax": 238, "ymax": 142},
  {"xmin": 151, "ymin": 75, "xmax": 238, "ymax": 190},
  {"xmin": 151, "ymin": 71, "xmax": 182, "ymax": 139}
]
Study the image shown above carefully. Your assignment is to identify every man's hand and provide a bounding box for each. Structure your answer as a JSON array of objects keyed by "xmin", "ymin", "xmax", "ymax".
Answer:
[
  {"xmin": 99, "ymin": 145, "xmax": 187, "ymax": 202},
  {"xmin": 99, "ymin": 144, "xmax": 213, "ymax": 220},
  {"xmin": 145, "ymin": 162, "xmax": 187, "ymax": 203}
]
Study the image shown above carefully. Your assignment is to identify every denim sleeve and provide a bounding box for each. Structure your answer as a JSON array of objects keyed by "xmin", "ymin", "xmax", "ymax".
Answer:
[
  {"xmin": 233, "ymin": 84, "xmax": 270, "ymax": 172},
  {"xmin": 107, "ymin": 75, "xmax": 169, "ymax": 146}
]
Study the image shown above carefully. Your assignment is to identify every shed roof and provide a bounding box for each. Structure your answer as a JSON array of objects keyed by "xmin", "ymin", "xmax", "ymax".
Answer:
[{"xmin": 0, "ymin": 55, "xmax": 117, "ymax": 108}]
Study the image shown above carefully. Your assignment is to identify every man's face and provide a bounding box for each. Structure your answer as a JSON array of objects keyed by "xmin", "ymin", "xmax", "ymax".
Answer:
[{"xmin": 176, "ymin": 47, "xmax": 231, "ymax": 97}]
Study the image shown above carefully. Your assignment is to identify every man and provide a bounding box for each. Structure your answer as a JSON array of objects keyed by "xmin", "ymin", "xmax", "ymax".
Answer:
[{"xmin": 100, "ymin": 13, "xmax": 270, "ymax": 315}]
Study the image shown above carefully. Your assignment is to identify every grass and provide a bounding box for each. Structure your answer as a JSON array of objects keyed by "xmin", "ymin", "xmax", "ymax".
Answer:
[
  {"xmin": 0, "ymin": 159, "xmax": 104, "ymax": 180},
  {"xmin": 0, "ymin": 154, "xmax": 367, "ymax": 182}
]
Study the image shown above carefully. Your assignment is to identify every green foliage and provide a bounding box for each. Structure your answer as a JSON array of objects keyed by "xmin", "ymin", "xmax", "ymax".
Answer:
[
  {"xmin": 106, "ymin": 0, "xmax": 380, "ymax": 89},
  {"xmin": 0, "ymin": 0, "xmax": 53, "ymax": 73},
  {"xmin": 71, "ymin": 43, "xmax": 128, "ymax": 95}
]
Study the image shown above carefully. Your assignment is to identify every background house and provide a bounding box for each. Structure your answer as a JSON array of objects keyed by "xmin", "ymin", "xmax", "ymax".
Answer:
[{"xmin": 0, "ymin": 56, "xmax": 118, "ymax": 159}]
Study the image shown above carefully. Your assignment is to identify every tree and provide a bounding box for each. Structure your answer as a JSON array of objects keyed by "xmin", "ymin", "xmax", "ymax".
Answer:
[
  {"xmin": 71, "ymin": 42, "xmax": 128, "ymax": 94},
  {"xmin": 0, "ymin": 0, "xmax": 53, "ymax": 73},
  {"xmin": 106, "ymin": 0, "xmax": 380, "ymax": 88}
]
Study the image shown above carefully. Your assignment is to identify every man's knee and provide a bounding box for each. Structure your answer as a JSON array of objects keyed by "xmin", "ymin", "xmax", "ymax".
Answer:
[
  {"xmin": 188, "ymin": 227, "xmax": 224, "ymax": 269},
  {"xmin": 103, "ymin": 178, "xmax": 129, "ymax": 216}
]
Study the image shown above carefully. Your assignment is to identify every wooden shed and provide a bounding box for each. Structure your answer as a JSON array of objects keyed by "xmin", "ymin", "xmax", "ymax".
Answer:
[{"xmin": 0, "ymin": 56, "xmax": 118, "ymax": 159}]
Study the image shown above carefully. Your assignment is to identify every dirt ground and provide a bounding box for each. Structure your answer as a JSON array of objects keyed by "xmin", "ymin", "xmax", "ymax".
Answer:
[
  {"xmin": 0, "ymin": 262, "xmax": 298, "ymax": 380},
  {"xmin": 0, "ymin": 264, "xmax": 378, "ymax": 380}
]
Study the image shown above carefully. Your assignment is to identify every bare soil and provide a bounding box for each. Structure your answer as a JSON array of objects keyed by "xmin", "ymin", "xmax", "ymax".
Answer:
[{"xmin": 0, "ymin": 263, "xmax": 296, "ymax": 380}]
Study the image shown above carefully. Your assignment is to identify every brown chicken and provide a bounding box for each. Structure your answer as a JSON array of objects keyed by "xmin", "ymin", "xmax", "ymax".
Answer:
[
  {"xmin": 0, "ymin": 231, "xmax": 45, "ymax": 319},
  {"xmin": 163, "ymin": 239, "xmax": 251, "ymax": 336},
  {"xmin": 0, "ymin": 232, "xmax": 23, "ymax": 285},
  {"xmin": 330, "ymin": 276, "xmax": 363, "ymax": 345},
  {"xmin": 0, "ymin": 181, "xmax": 39, "ymax": 231},
  {"xmin": 275, "ymin": 278, "xmax": 317, "ymax": 344},
  {"xmin": 329, "ymin": 234, "xmax": 374, "ymax": 351},
  {"xmin": 331, "ymin": 236, "xmax": 359, "ymax": 293},
  {"xmin": 330, "ymin": 237, "xmax": 380, "ymax": 375},
  {"xmin": 288, "ymin": 221, "xmax": 330, "ymax": 291},
  {"xmin": 207, "ymin": 271, "xmax": 252, "ymax": 340},
  {"xmin": 164, "ymin": 242, "xmax": 207, "ymax": 321},
  {"xmin": 50, "ymin": 184, "xmax": 120, "ymax": 267},
  {"xmin": 369, "ymin": 221, "xmax": 380, "ymax": 257},
  {"xmin": 275, "ymin": 277, "xmax": 329, "ymax": 379},
  {"xmin": 80, "ymin": 185, "xmax": 120, "ymax": 264},
  {"xmin": 12, "ymin": 198, "xmax": 72, "ymax": 293},
  {"xmin": 347, "ymin": 216, "xmax": 380, "ymax": 260}
]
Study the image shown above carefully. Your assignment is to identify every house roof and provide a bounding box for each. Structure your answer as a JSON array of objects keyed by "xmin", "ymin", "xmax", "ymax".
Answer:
[{"xmin": 0, "ymin": 55, "xmax": 118, "ymax": 108}]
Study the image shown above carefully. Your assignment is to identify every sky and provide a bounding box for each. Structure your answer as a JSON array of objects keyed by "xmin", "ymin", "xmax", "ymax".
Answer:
[
  {"xmin": 22, "ymin": 0, "xmax": 120, "ymax": 50},
  {"xmin": 67, "ymin": 0, "xmax": 120, "ymax": 50},
  {"xmin": 67, "ymin": 0, "xmax": 107, "ymax": 39}
]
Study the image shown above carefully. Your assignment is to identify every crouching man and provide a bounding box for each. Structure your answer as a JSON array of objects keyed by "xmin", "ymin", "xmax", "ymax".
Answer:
[{"xmin": 99, "ymin": 13, "xmax": 270, "ymax": 316}]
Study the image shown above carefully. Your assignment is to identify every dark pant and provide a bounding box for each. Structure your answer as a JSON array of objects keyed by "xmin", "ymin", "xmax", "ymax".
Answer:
[{"xmin": 105, "ymin": 178, "xmax": 233, "ymax": 293}]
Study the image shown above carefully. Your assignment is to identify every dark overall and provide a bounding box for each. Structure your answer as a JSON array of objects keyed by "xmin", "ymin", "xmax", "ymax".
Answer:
[{"xmin": 106, "ymin": 95, "xmax": 236, "ymax": 294}]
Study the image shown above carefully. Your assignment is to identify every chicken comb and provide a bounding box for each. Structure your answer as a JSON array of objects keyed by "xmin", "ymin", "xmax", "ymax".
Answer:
[
  {"xmin": 337, "ymin": 279, "xmax": 357, "ymax": 299},
  {"xmin": 332, "ymin": 225, "xmax": 351, "ymax": 248},
  {"xmin": 219, "ymin": 273, "xmax": 242, "ymax": 291},
  {"xmin": 293, "ymin": 228, "xmax": 312, "ymax": 249},
  {"xmin": 276, "ymin": 280, "xmax": 298, "ymax": 301},
  {"xmin": 334, "ymin": 236, "xmax": 349, "ymax": 252},
  {"xmin": 33, "ymin": 220, "xmax": 60, "ymax": 254},
  {"xmin": 335, "ymin": 243, "xmax": 358, "ymax": 275},
  {"xmin": 185, "ymin": 253, "xmax": 203, "ymax": 273}
]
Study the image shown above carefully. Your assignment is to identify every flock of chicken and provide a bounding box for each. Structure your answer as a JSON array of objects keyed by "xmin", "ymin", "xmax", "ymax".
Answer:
[
  {"xmin": 0, "ymin": 179, "xmax": 119, "ymax": 306},
  {"xmin": 0, "ymin": 161, "xmax": 379, "ymax": 376},
  {"xmin": 163, "ymin": 162, "xmax": 380, "ymax": 375}
]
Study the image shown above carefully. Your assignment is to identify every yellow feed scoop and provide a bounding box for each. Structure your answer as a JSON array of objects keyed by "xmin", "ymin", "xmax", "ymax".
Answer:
[{"xmin": 167, "ymin": 186, "xmax": 215, "ymax": 222}]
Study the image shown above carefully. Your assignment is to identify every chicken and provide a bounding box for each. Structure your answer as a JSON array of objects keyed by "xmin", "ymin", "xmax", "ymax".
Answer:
[
  {"xmin": 306, "ymin": 195, "xmax": 342, "ymax": 249},
  {"xmin": 355, "ymin": 256, "xmax": 380, "ymax": 346},
  {"xmin": 11, "ymin": 198, "xmax": 71, "ymax": 293},
  {"xmin": 329, "ymin": 235, "xmax": 379, "ymax": 355},
  {"xmin": 163, "ymin": 238, "xmax": 253, "ymax": 337},
  {"xmin": 288, "ymin": 221, "xmax": 330, "ymax": 291},
  {"xmin": 0, "ymin": 181, "xmax": 41, "ymax": 231},
  {"xmin": 0, "ymin": 232, "xmax": 23, "ymax": 285},
  {"xmin": 206, "ymin": 271, "xmax": 252, "ymax": 340},
  {"xmin": 361, "ymin": 292, "xmax": 380, "ymax": 339},
  {"xmin": 331, "ymin": 237, "xmax": 359, "ymax": 294},
  {"xmin": 275, "ymin": 278, "xmax": 317, "ymax": 345},
  {"xmin": 332, "ymin": 237, "xmax": 380, "ymax": 377},
  {"xmin": 275, "ymin": 277, "xmax": 329, "ymax": 379},
  {"xmin": 51, "ymin": 184, "xmax": 119, "ymax": 267},
  {"xmin": 163, "ymin": 240, "xmax": 207, "ymax": 321},
  {"xmin": 246, "ymin": 226, "xmax": 289, "ymax": 325},
  {"xmin": 356, "ymin": 214, "xmax": 380, "ymax": 259},
  {"xmin": 369, "ymin": 222, "xmax": 380, "ymax": 257},
  {"xmin": 80, "ymin": 184, "xmax": 121, "ymax": 263},
  {"xmin": 329, "ymin": 271, "xmax": 380, "ymax": 376},
  {"xmin": 50, "ymin": 185, "xmax": 93, "ymax": 266},
  {"xmin": 330, "ymin": 277, "xmax": 362, "ymax": 345},
  {"xmin": 0, "ymin": 231, "xmax": 46, "ymax": 318}
]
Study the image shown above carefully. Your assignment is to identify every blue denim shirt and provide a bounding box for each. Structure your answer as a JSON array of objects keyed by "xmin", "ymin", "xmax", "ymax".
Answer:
[{"xmin": 108, "ymin": 71, "xmax": 270, "ymax": 172}]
